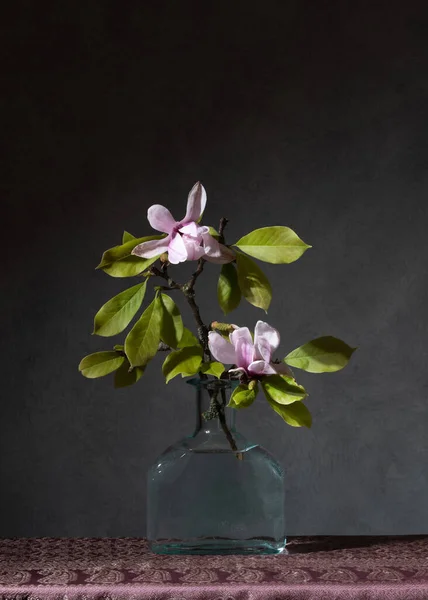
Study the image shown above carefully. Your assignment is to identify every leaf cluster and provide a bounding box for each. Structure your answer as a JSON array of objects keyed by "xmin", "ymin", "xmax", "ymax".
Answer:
[{"xmin": 79, "ymin": 217, "xmax": 356, "ymax": 428}]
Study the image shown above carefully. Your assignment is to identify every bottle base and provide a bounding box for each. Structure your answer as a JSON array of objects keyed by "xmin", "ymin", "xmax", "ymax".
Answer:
[{"xmin": 149, "ymin": 537, "xmax": 286, "ymax": 555}]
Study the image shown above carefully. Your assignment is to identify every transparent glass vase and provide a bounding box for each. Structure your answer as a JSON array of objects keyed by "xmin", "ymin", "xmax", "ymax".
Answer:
[{"xmin": 147, "ymin": 378, "xmax": 286, "ymax": 555}]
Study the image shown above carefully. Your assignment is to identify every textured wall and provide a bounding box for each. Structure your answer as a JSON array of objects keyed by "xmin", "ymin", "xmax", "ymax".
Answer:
[{"xmin": 2, "ymin": 1, "xmax": 428, "ymax": 536}]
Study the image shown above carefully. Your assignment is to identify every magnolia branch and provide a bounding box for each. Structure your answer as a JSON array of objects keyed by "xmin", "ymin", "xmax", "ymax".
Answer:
[
  {"xmin": 149, "ymin": 262, "xmax": 211, "ymax": 359},
  {"xmin": 149, "ymin": 215, "xmax": 231, "ymax": 361},
  {"xmin": 149, "ymin": 217, "xmax": 239, "ymax": 454}
]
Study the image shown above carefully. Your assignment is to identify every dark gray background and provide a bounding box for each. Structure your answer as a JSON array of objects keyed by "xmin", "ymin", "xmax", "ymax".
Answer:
[{"xmin": 2, "ymin": 1, "xmax": 428, "ymax": 536}]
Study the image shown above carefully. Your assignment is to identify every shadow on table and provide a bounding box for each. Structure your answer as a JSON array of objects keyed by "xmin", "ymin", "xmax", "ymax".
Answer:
[{"xmin": 286, "ymin": 535, "xmax": 428, "ymax": 555}]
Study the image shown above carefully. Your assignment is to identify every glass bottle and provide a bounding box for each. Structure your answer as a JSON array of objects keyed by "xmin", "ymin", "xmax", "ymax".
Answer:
[{"xmin": 147, "ymin": 378, "xmax": 286, "ymax": 555}]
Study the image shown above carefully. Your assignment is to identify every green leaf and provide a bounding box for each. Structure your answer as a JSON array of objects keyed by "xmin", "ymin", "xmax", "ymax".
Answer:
[
  {"xmin": 159, "ymin": 293, "xmax": 184, "ymax": 349},
  {"xmin": 228, "ymin": 382, "xmax": 259, "ymax": 409},
  {"xmin": 124, "ymin": 296, "xmax": 162, "ymax": 367},
  {"xmin": 234, "ymin": 226, "xmax": 311, "ymax": 264},
  {"xmin": 114, "ymin": 360, "xmax": 144, "ymax": 388},
  {"xmin": 96, "ymin": 235, "xmax": 164, "ymax": 278},
  {"xmin": 261, "ymin": 374, "xmax": 307, "ymax": 405},
  {"xmin": 207, "ymin": 226, "xmax": 220, "ymax": 240},
  {"xmin": 266, "ymin": 397, "xmax": 312, "ymax": 428},
  {"xmin": 79, "ymin": 351, "xmax": 124, "ymax": 379},
  {"xmin": 178, "ymin": 327, "xmax": 200, "ymax": 348},
  {"xmin": 285, "ymin": 336, "xmax": 357, "ymax": 373},
  {"xmin": 200, "ymin": 361, "xmax": 225, "ymax": 379},
  {"xmin": 113, "ymin": 344, "xmax": 124, "ymax": 351},
  {"xmin": 217, "ymin": 263, "xmax": 241, "ymax": 314},
  {"xmin": 162, "ymin": 346, "xmax": 203, "ymax": 383},
  {"xmin": 93, "ymin": 281, "xmax": 147, "ymax": 337},
  {"xmin": 122, "ymin": 231, "xmax": 136, "ymax": 244},
  {"xmin": 235, "ymin": 252, "xmax": 272, "ymax": 311}
]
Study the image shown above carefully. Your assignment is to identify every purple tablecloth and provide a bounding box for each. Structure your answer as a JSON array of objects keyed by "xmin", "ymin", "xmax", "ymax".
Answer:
[{"xmin": 1, "ymin": 536, "xmax": 427, "ymax": 600}]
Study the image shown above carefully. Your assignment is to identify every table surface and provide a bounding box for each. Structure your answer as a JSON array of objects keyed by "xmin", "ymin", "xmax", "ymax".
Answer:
[{"xmin": 0, "ymin": 536, "xmax": 427, "ymax": 600}]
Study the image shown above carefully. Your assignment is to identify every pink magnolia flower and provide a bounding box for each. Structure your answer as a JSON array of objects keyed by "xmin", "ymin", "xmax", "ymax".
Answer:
[
  {"xmin": 208, "ymin": 321, "xmax": 293, "ymax": 378},
  {"xmin": 131, "ymin": 182, "xmax": 235, "ymax": 265}
]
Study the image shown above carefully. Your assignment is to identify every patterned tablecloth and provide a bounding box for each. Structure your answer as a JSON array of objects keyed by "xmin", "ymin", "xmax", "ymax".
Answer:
[{"xmin": 0, "ymin": 536, "xmax": 427, "ymax": 600}]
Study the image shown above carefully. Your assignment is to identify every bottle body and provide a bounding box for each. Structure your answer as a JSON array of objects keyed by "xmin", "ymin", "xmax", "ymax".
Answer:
[{"xmin": 147, "ymin": 379, "xmax": 286, "ymax": 555}]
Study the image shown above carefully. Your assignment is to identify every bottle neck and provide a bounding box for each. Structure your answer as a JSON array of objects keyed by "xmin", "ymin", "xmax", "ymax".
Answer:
[{"xmin": 193, "ymin": 381, "xmax": 236, "ymax": 435}]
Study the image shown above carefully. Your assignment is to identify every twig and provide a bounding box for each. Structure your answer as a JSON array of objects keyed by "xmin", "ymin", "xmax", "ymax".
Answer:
[
  {"xmin": 187, "ymin": 258, "xmax": 206, "ymax": 291},
  {"xmin": 183, "ymin": 291, "xmax": 211, "ymax": 361},
  {"xmin": 218, "ymin": 217, "xmax": 228, "ymax": 243},
  {"xmin": 218, "ymin": 387, "xmax": 243, "ymax": 459},
  {"xmin": 149, "ymin": 266, "xmax": 180, "ymax": 289}
]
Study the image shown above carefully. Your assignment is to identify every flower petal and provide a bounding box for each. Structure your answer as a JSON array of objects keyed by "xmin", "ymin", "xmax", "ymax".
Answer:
[
  {"xmin": 228, "ymin": 367, "xmax": 247, "ymax": 376},
  {"xmin": 201, "ymin": 233, "xmax": 236, "ymax": 264},
  {"xmin": 132, "ymin": 236, "xmax": 170, "ymax": 258},
  {"xmin": 182, "ymin": 235, "xmax": 206, "ymax": 261},
  {"xmin": 167, "ymin": 233, "xmax": 188, "ymax": 264},
  {"xmin": 230, "ymin": 326, "xmax": 253, "ymax": 348},
  {"xmin": 208, "ymin": 331, "xmax": 237, "ymax": 364},
  {"xmin": 147, "ymin": 205, "xmax": 176, "ymax": 233},
  {"xmin": 248, "ymin": 360, "xmax": 277, "ymax": 376},
  {"xmin": 235, "ymin": 338, "xmax": 254, "ymax": 369},
  {"xmin": 229, "ymin": 327, "xmax": 254, "ymax": 369},
  {"xmin": 183, "ymin": 182, "xmax": 207, "ymax": 223},
  {"xmin": 179, "ymin": 222, "xmax": 199, "ymax": 236},
  {"xmin": 254, "ymin": 320, "xmax": 280, "ymax": 362}
]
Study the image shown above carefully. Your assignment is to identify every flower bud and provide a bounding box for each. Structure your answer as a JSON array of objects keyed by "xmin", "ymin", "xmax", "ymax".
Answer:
[{"xmin": 211, "ymin": 321, "xmax": 238, "ymax": 335}]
